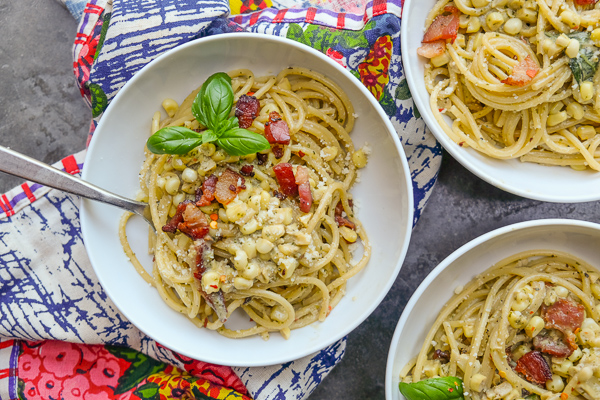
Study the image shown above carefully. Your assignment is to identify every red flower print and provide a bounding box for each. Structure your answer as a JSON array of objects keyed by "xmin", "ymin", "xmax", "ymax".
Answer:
[
  {"xmin": 62, "ymin": 375, "xmax": 90, "ymax": 399},
  {"xmin": 19, "ymin": 353, "xmax": 41, "ymax": 380},
  {"xmin": 80, "ymin": 344, "xmax": 101, "ymax": 363},
  {"xmin": 326, "ymin": 48, "xmax": 347, "ymax": 68},
  {"xmin": 84, "ymin": 388, "xmax": 112, "ymax": 400},
  {"xmin": 37, "ymin": 373, "xmax": 62, "ymax": 400},
  {"xmin": 90, "ymin": 357, "xmax": 121, "ymax": 388},
  {"xmin": 40, "ymin": 342, "xmax": 81, "ymax": 378},
  {"xmin": 22, "ymin": 380, "xmax": 43, "ymax": 400}
]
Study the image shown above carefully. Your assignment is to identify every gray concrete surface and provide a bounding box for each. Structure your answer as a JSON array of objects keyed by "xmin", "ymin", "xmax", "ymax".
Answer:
[{"xmin": 1, "ymin": 1, "xmax": 599, "ymax": 399}]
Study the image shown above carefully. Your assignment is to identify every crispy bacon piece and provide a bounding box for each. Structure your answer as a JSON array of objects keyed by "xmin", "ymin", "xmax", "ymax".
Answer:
[
  {"xmin": 235, "ymin": 94, "xmax": 260, "ymax": 129},
  {"xmin": 214, "ymin": 169, "xmax": 245, "ymax": 205},
  {"xmin": 273, "ymin": 163, "xmax": 298, "ymax": 197},
  {"xmin": 432, "ymin": 349, "xmax": 450, "ymax": 364},
  {"xmin": 502, "ymin": 56, "xmax": 539, "ymax": 87},
  {"xmin": 533, "ymin": 335, "xmax": 573, "ymax": 358},
  {"xmin": 272, "ymin": 145, "xmax": 284, "ymax": 159},
  {"xmin": 335, "ymin": 200, "xmax": 356, "ymax": 230},
  {"xmin": 194, "ymin": 242, "xmax": 227, "ymax": 322},
  {"xmin": 257, "ymin": 153, "xmax": 268, "ymax": 165},
  {"xmin": 295, "ymin": 166, "xmax": 313, "ymax": 213},
  {"xmin": 422, "ymin": 6, "xmax": 460, "ymax": 44},
  {"xmin": 575, "ymin": 0, "xmax": 596, "ymax": 5},
  {"xmin": 515, "ymin": 351, "xmax": 552, "ymax": 386},
  {"xmin": 542, "ymin": 298, "xmax": 585, "ymax": 350},
  {"xmin": 240, "ymin": 165, "xmax": 254, "ymax": 177},
  {"xmin": 264, "ymin": 111, "xmax": 290, "ymax": 145},
  {"xmin": 417, "ymin": 40, "xmax": 446, "ymax": 58},
  {"xmin": 195, "ymin": 174, "xmax": 218, "ymax": 207},
  {"xmin": 162, "ymin": 202, "xmax": 209, "ymax": 240}
]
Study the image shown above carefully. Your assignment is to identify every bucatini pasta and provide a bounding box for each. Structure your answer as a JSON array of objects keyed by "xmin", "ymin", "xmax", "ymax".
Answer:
[
  {"xmin": 417, "ymin": 0, "xmax": 600, "ymax": 170},
  {"xmin": 119, "ymin": 67, "xmax": 371, "ymax": 340},
  {"xmin": 400, "ymin": 250, "xmax": 600, "ymax": 400}
]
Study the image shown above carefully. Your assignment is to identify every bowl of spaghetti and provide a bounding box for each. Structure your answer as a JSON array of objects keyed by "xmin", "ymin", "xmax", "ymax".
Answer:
[
  {"xmin": 402, "ymin": 0, "xmax": 600, "ymax": 202},
  {"xmin": 80, "ymin": 33, "xmax": 413, "ymax": 366},
  {"xmin": 386, "ymin": 219, "xmax": 600, "ymax": 400}
]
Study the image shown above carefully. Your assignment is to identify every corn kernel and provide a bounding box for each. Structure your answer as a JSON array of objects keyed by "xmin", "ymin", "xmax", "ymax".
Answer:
[
  {"xmin": 552, "ymin": 359, "xmax": 573, "ymax": 375},
  {"xmin": 211, "ymin": 150, "xmax": 227, "ymax": 162},
  {"xmin": 547, "ymin": 111, "xmax": 568, "ymax": 126},
  {"xmin": 202, "ymin": 271, "xmax": 221, "ymax": 293},
  {"xmin": 352, "ymin": 149, "xmax": 368, "ymax": 169},
  {"xmin": 162, "ymin": 98, "xmax": 179, "ymax": 118},
  {"xmin": 241, "ymin": 261, "xmax": 261, "ymax": 280},
  {"xmin": 508, "ymin": 0, "xmax": 524, "ymax": 8},
  {"xmin": 566, "ymin": 102, "xmax": 584, "ymax": 120},
  {"xmin": 321, "ymin": 146, "xmax": 338, "ymax": 162},
  {"xmin": 233, "ymin": 276, "xmax": 253, "ymax": 290},
  {"xmin": 577, "ymin": 125, "xmax": 596, "ymax": 140},
  {"xmin": 487, "ymin": 12, "xmax": 504, "ymax": 31},
  {"xmin": 256, "ymin": 238, "xmax": 275, "ymax": 254},
  {"xmin": 556, "ymin": 34, "xmax": 570, "ymax": 48},
  {"xmin": 340, "ymin": 226, "xmax": 358, "ymax": 243},
  {"xmin": 591, "ymin": 28, "xmax": 600, "ymax": 45},
  {"xmin": 467, "ymin": 17, "xmax": 482, "ymax": 33},
  {"xmin": 509, "ymin": 311, "xmax": 527, "ymax": 329},
  {"xmin": 181, "ymin": 167, "xmax": 198, "ymax": 183},
  {"xmin": 560, "ymin": 10, "xmax": 581, "ymax": 29},
  {"xmin": 270, "ymin": 305, "xmax": 288, "ymax": 322},
  {"xmin": 459, "ymin": 14, "xmax": 470, "ymax": 29},
  {"xmin": 172, "ymin": 193, "xmax": 185, "ymax": 206},
  {"xmin": 525, "ymin": 316, "xmax": 545, "ymax": 337},
  {"xmin": 503, "ymin": 18, "xmax": 522, "ymax": 35},
  {"xmin": 463, "ymin": 324, "xmax": 474, "ymax": 338},
  {"xmin": 233, "ymin": 250, "xmax": 248, "ymax": 270},
  {"xmin": 165, "ymin": 176, "xmax": 180, "ymax": 195},
  {"xmin": 517, "ymin": 8, "xmax": 537, "ymax": 24},
  {"xmin": 472, "ymin": 0, "xmax": 489, "ymax": 7},
  {"xmin": 431, "ymin": 52, "xmax": 451, "ymax": 67},
  {"xmin": 546, "ymin": 375, "xmax": 565, "ymax": 392},
  {"xmin": 225, "ymin": 200, "xmax": 247, "ymax": 223},
  {"xmin": 565, "ymin": 39, "xmax": 580, "ymax": 58},
  {"xmin": 279, "ymin": 257, "xmax": 299, "ymax": 278},
  {"xmin": 262, "ymin": 224, "xmax": 285, "ymax": 241},
  {"xmin": 580, "ymin": 81, "xmax": 594, "ymax": 102},
  {"xmin": 568, "ymin": 347, "xmax": 582, "ymax": 362}
]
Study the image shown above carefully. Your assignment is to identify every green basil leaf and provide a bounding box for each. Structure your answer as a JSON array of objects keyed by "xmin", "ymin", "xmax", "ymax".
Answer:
[
  {"xmin": 192, "ymin": 72, "xmax": 232, "ymax": 129},
  {"xmin": 216, "ymin": 127, "xmax": 270, "ymax": 156},
  {"xmin": 202, "ymin": 130, "xmax": 218, "ymax": 144},
  {"xmin": 200, "ymin": 73, "xmax": 233, "ymax": 131},
  {"xmin": 146, "ymin": 126, "xmax": 203, "ymax": 155},
  {"xmin": 215, "ymin": 117, "xmax": 239, "ymax": 136},
  {"xmin": 399, "ymin": 377, "xmax": 464, "ymax": 400}
]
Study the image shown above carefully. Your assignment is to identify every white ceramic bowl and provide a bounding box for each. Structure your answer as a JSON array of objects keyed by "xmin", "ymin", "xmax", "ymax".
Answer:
[
  {"xmin": 385, "ymin": 219, "xmax": 600, "ymax": 399},
  {"xmin": 401, "ymin": 0, "xmax": 600, "ymax": 203},
  {"xmin": 80, "ymin": 33, "xmax": 414, "ymax": 367}
]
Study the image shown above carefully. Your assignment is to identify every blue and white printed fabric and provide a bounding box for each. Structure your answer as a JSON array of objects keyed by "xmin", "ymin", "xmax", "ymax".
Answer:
[{"xmin": 1, "ymin": 0, "xmax": 442, "ymax": 399}]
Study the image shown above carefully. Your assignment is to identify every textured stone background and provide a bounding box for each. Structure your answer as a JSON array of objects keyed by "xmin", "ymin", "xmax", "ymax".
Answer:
[{"xmin": 1, "ymin": 1, "xmax": 599, "ymax": 399}]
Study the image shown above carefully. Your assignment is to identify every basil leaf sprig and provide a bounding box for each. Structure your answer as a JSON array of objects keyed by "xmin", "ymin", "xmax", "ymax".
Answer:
[
  {"xmin": 146, "ymin": 72, "xmax": 270, "ymax": 156},
  {"xmin": 399, "ymin": 377, "xmax": 464, "ymax": 400}
]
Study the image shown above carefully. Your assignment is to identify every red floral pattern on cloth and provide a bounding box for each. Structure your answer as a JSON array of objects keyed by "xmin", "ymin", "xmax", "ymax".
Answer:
[
  {"xmin": 18, "ymin": 341, "xmax": 250, "ymax": 400},
  {"xmin": 357, "ymin": 35, "xmax": 393, "ymax": 100}
]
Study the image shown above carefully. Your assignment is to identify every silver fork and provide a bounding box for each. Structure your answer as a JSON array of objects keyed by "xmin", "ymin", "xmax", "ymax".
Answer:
[{"xmin": 0, "ymin": 145, "xmax": 155, "ymax": 231}]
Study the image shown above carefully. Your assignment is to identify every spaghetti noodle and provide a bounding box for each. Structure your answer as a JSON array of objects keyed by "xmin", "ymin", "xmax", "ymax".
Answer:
[
  {"xmin": 418, "ymin": 0, "xmax": 600, "ymax": 170},
  {"xmin": 120, "ymin": 68, "xmax": 371, "ymax": 339},
  {"xmin": 400, "ymin": 250, "xmax": 600, "ymax": 400}
]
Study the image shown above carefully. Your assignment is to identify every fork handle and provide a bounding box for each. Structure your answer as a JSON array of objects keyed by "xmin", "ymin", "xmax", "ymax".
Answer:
[{"xmin": 0, "ymin": 145, "xmax": 148, "ymax": 218}]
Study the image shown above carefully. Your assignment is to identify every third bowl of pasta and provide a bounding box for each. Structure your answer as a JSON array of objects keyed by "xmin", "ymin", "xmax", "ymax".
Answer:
[
  {"xmin": 80, "ymin": 33, "xmax": 413, "ymax": 366},
  {"xmin": 402, "ymin": 0, "xmax": 600, "ymax": 202},
  {"xmin": 386, "ymin": 219, "xmax": 600, "ymax": 400}
]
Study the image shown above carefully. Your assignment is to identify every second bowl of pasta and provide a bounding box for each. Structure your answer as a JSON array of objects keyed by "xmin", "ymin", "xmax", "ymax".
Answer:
[
  {"xmin": 402, "ymin": 0, "xmax": 600, "ymax": 202},
  {"xmin": 386, "ymin": 219, "xmax": 600, "ymax": 400},
  {"xmin": 80, "ymin": 33, "xmax": 413, "ymax": 366}
]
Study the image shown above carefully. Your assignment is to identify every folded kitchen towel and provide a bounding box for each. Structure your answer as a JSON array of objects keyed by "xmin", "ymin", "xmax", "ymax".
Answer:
[{"xmin": 0, "ymin": 0, "xmax": 441, "ymax": 399}]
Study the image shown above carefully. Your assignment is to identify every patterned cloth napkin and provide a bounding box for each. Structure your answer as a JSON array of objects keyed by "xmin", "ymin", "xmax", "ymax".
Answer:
[{"xmin": 0, "ymin": 0, "xmax": 441, "ymax": 399}]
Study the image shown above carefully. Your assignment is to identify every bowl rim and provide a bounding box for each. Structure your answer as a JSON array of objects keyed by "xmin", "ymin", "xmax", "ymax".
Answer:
[
  {"xmin": 400, "ymin": 0, "xmax": 600, "ymax": 204},
  {"xmin": 384, "ymin": 217, "xmax": 600, "ymax": 399},
  {"xmin": 81, "ymin": 32, "xmax": 415, "ymax": 366}
]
